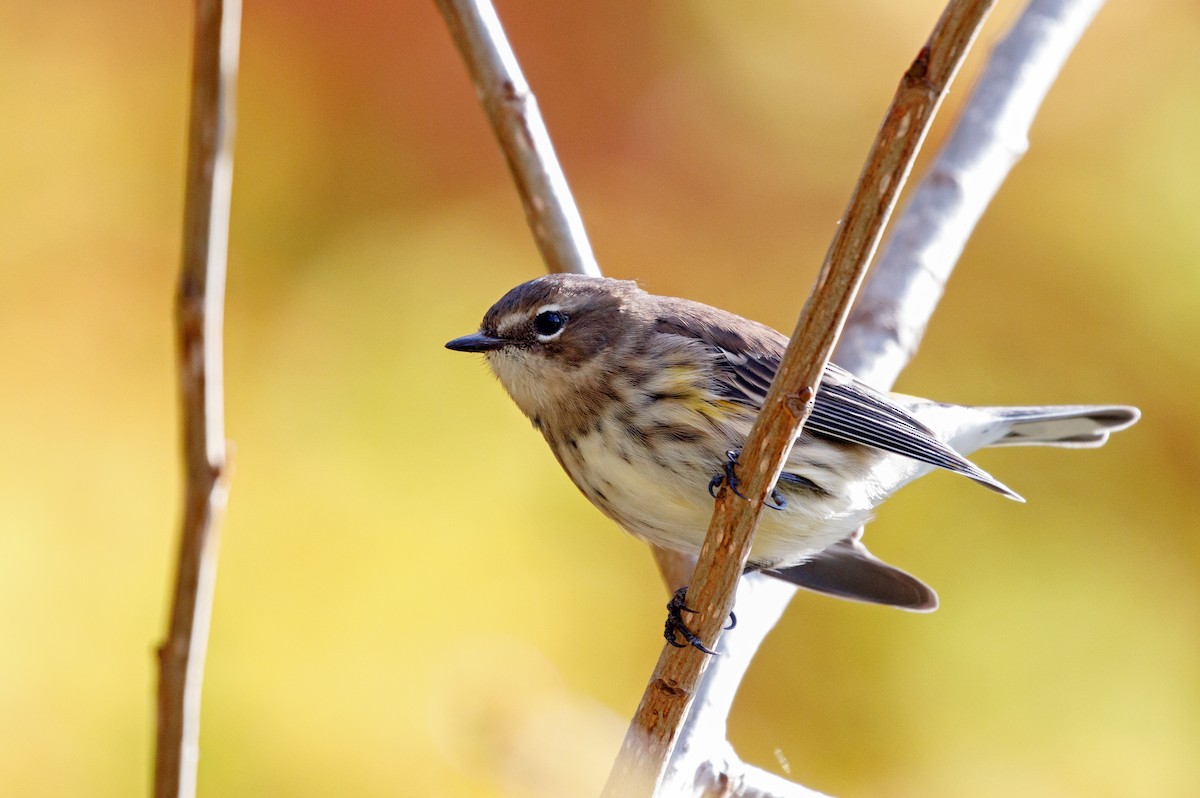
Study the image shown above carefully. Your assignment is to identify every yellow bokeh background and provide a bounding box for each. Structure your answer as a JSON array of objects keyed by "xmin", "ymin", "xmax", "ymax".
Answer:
[{"xmin": 0, "ymin": 1, "xmax": 1196, "ymax": 796}]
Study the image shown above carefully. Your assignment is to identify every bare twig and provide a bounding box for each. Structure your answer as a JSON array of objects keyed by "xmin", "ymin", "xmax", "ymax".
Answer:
[
  {"xmin": 673, "ymin": 573, "xmax": 830, "ymax": 798},
  {"xmin": 432, "ymin": 0, "xmax": 601, "ymax": 277},
  {"xmin": 837, "ymin": 0, "xmax": 1107, "ymax": 388},
  {"xmin": 155, "ymin": 1, "xmax": 241, "ymax": 796},
  {"xmin": 675, "ymin": 5, "xmax": 1109, "ymax": 788},
  {"xmin": 603, "ymin": 2, "xmax": 998, "ymax": 794},
  {"xmin": 436, "ymin": 0, "xmax": 1103, "ymax": 795},
  {"xmin": 433, "ymin": 0, "xmax": 702, "ymax": 620},
  {"xmin": 696, "ymin": 757, "xmax": 834, "ymax": 798}
]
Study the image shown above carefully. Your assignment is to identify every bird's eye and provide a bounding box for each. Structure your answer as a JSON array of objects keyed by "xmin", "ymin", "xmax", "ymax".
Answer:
[{"xmin": 533, "ymin": 310, "xmax": 566, "ymax": 339}]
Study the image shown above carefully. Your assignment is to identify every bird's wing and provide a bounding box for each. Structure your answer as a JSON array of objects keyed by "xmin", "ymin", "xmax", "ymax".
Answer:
[
  {"xmin": 652, "ymin": 302, "xmax": 1016, "ymax": 496},
  {"xmin": 720, "ymin": 352, "xmax": 1019, "ymax": 497}
]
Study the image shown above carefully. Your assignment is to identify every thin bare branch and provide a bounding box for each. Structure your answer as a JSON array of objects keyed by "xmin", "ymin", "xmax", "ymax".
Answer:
[
  {"xmin": 433, "ymin": 0, "xmax": 601, "ymax": 277},
  {"xmin": 670, "ymin": 3, "xmax": 1110, "ymax": 792},
  {"xmin": 437, "ymin": 0, "xmax": 1104, "ymax": 795},
  {"xmin": 696, "ymin": 757, "xmax": 834, "ymax": 798},
  {"xmin": 677, "ymin": 579, "xmax": 824, "ymax": 798},
  {"xmin": 603, "ymin": 2, "xmax": 997, "ymax": 794},
  {"xmin": 155, "ymin": 1, "xmax": 240, "ymax": 796},
  {"xmin": 433, "ymin": 0, "xmax": 703, "ymax": 685},
  {"xmin": 838, "ymin": 0, "xmax": 1107, "ymax": 388}
]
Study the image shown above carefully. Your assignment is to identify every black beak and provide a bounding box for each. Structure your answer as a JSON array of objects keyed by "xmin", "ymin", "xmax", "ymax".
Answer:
[{"xmin": 445, "ymin": 331, "xmax": 508, "ymax": 353}]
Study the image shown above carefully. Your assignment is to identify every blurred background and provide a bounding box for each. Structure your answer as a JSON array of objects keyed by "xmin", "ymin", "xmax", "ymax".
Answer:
[{"xmin": 0, "ymin": 0, "xmax": 1196, "ymax": 796}]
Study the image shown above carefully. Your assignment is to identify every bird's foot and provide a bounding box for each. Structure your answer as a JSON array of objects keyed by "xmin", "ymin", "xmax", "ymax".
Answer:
[
  {"xmin": 664, "ymin": 587, "xmax": 737, "ymax": 655},
  {"xmin": 706, "ymin": 449, "xmax": 788, "ymax": 511},
  {"xmin": 707, "ymin": 450, "xmax": 748, "ymax": 500}
]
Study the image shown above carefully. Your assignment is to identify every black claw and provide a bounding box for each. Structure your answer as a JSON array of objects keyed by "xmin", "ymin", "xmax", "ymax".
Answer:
[
  {"xmin": 709, "ymin": 449, "xmax": 749, "ymax": 501},
  {"xmin": 723, "ymin": 450, "xmax": 750, "ymax": 500},
  {"xmin": 707, "ymin": 473, "xmax": 723, "ymax": 499},
  {"xmin": 765, "ymin": 488, "xmax": 788, "ymax": 511},
  {"xmin": 709, "ymin": 450, "xmax": 789, "ymax": 510},
  {"xmin": 664, "ymin": 587, "xmax": 718, "ymax": 655},
  {"xmin": 663, "ymin": 587, "xmax": 738, "ymax": 655}
]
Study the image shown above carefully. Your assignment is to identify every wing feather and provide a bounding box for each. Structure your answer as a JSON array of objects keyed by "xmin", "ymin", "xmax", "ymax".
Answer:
[
  {"xmin": 650, "ymin": 301, "xmax": 1017, "ymax": 497},
  {"xmin": 738, "ymin": 356, "xmax": 1018, "ymax": 497}
]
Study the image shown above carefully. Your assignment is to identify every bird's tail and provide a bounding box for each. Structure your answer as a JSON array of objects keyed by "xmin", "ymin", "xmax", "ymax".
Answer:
[
  {"xmin": 982, "ymin": 405, "xmax": 1140, "ymax": 448},
  {"xmin": 764, "ymin": 531, "xmax": 938, "ymax": 611}
]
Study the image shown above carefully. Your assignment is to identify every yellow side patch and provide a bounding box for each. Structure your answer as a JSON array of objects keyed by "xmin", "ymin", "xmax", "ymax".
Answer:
[{"xmin": 656, "ymin": 365, "xmax": 741, "ymax": 420}]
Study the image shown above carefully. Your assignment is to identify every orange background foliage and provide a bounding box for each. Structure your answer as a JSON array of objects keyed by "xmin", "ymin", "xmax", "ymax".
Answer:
[{"xmin": 0, "ymin": 1, "xmax": 1196, "ymax": 796}]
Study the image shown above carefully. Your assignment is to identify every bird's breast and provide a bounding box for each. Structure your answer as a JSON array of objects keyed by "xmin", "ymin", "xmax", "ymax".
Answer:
[{"xmin": 543, "ymin": 400, "xmax": 872, "ymax": 568}]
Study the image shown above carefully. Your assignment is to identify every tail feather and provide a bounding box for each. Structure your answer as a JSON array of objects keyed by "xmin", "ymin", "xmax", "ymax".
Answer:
[
  {"xmin": 769, "ymin": 405, "xmax": 1139, "ymax": 613},
  {"xmin": 986, "ymin": 405, "xmax": 1140, "ymax": 448},
  {"xmin": 765, "ymin": 533, "xmax": 938, "ymax": 612}
]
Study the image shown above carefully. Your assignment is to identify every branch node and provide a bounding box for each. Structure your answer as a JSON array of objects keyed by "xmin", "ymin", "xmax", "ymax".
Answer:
[
  {"xmin": 654, "ymin": 677, "xmax": 689, "ymax": 699},
  {"xmin": 499, "ymin": 79, "xmax": 522, "ymax": 103},
  {"xmin": 908, "ymin": 45, "xmax": 933, "ymax": 83},
  {"xmin": 785, "ymin": 386, "xmax": 816, "ymax": 420}
]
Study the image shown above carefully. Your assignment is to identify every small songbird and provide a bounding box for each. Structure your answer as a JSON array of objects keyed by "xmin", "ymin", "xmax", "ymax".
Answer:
[{"xmin": 446, "ymin": 274, "xmax": 1139, "ymax": 637}]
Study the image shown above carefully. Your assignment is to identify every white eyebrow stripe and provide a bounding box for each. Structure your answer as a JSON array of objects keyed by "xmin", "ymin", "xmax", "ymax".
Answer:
[{"xmin": 494, "ymin": 311, "xmax": 526, "ymax": 336}]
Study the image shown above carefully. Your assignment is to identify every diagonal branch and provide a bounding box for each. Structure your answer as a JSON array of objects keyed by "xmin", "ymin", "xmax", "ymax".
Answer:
[
  {"xmin": 673, "ymin": 2, "xmax": 1109, "ymax": 794},
  {"xmin": 837, "ymin": 0, "xmax": 1108, "ymax": 388},
  {"xmin": 155, "ymin": 1, "xmax": 241, "ymax": 796},
  {"xmin": 603, "ymin": 1, "xmax": 997, "ymax": 794},
  {"xmin": 433, "ymin": 0, "xmax": 1104, "ymax": 795},
  {"xmin": 433, "ymin": 0, "xmax": 701, "ymax": 622},
  {"xmin": 433, "ymin": 0, "xmax": 601, "ymax": 278}
]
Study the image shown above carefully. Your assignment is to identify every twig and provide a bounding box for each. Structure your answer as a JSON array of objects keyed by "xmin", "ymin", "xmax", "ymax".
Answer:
[
  {"xmin": 436, "ymin": 0, "xmax": 1103, "ymax": 795},
  {"xmin": 675, "ymin": 4, "xmax": 1109, "ymax": 788},
  {"xmin": 675, "ymin": 575, "xmax": 831, "ymax": 798},
  {"xmin": 433, "ymin": 0, "xmax": 703, "ymax": 628},
  {"xmin": 432, "ymin": 0, "xmax": 601, "ymax": 277},
  {"xmin": 836, "ymin": 0, "xmax": 1107, "ymax": 388},
  {"xmin": 603, "ymin": 1, "xmax": 997, "ymax": 794},
  {"xmin": 155, "ymin": 1, "xmax": 241, "ymax": 796},
  {"xmin": 679, "ymin": 7, "xmax": 1110, "ymax": 792}
]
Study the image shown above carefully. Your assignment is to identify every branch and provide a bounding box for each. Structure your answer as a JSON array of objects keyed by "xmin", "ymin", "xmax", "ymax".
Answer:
[
  {"xmin": 433, "ymin": 0, "xmax": 703, "ymax": 629},
  {"xmin": 676, "ymin": 578, "xmax": 832, "ymax": 798},
  {"xmin": 604, "ymin": 1, "xmax": 997, "ymax": 794},
  {"xmin": 438, "ymin": 0, "xmax": 1104, "ymax": 795},
  {"xmin": 837, "ymin": 0, "xmax": 1108, "ymax": 387},
  {"xmin": 432, "ymin": 0, "xmax": 601, "ymax": 277},
  {"xmin": 155, "ymin": 1, "xmax": 240, "ymax": 796},
  {"xmin": 672, "ymin": 2, "xmax": 1110, "ymax": 791}
]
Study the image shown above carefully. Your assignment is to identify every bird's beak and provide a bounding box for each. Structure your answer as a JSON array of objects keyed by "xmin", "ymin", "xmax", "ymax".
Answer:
[{"xmin": 445, "ymin": 331, "xmax": 508, "ymax": 353}]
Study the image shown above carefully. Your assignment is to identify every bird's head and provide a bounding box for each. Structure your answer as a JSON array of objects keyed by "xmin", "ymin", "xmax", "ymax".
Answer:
[{"xmin": 445, "ymin": 274, "xmax": 643, "ymax": 419}]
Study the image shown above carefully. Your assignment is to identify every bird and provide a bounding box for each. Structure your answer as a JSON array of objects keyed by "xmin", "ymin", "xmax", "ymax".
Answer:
[{"xmin": 446, "ymin": 273, "xmax": 1139, "ymax": 642}]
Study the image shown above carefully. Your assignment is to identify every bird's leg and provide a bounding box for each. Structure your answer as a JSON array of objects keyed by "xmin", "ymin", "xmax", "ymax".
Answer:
[
  {"xmin": 664, "ymin": 586, "xmax": 737, "ymax": 655},
  {"xmin": 707, "ymin": 449, "xmax": 788, "ymax": 511},
  {"xmin": 708, "ymin": 449, "xmax": 748, "ymax": 500}
]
